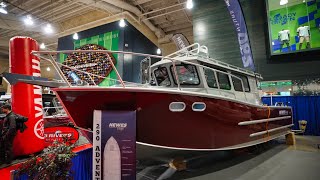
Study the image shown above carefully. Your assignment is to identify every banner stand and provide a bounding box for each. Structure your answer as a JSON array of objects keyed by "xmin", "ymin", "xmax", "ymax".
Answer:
[{"xmin": 93, "ymin": 110, "xmax": 136, "ymax": 180}]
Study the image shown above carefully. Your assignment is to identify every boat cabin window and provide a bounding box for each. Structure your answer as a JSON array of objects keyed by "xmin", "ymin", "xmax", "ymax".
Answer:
[
  {"xmin": 170, "ymin": 64, "xmax": 200, "ymax": 85},
  {"xmin": 217, "ymin": 72, "xmax": 231, "ymax": 90},
  {"xmin": 204, "ymin": 68, "xmax": 218, "ymax": 88},
  {"xmin": 204, "ymin": 68, "xmax": 231, "ymax": 90},
  {"xmin": 154, "ymin": 67, "xmax": 171, "ymax": 86},
  {"xmin": 232, "ymin": 77, "xmax": 244, "ymax": 92},
  {"xmin": 232, "ymin": 73, "xmax": 250, "ymax": 92}
]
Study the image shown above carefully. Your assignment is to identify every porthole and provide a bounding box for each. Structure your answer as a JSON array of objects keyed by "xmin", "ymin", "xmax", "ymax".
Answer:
[
  {"xmin": 192, "ymin": 102, "xmax": 206, "ymax": 112},
  {"xmin": 169, "ymin": 102, "xmax": 186, "ymax": 112}
]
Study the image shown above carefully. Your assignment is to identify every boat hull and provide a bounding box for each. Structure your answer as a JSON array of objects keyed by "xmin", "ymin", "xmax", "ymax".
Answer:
[{"xmin": 53, "ymin": 87, "xmax": 293, "ymax": 151}]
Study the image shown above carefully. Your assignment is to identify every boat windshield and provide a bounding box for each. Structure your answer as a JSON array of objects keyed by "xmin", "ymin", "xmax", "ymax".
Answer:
[
  {"xmin": 154, "ymin": 67, "xmax": 171, "ymax": 87},
  {"xmin": 170, "ymin": 64, "xmax": 200, "ymax": 85},
  {"xmin": 43, "ymin": 96, "xmax": 67, "ymax": 117}
]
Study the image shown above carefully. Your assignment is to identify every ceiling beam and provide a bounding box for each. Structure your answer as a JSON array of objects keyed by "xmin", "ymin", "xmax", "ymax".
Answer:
[
  {"xmin": 0, "ymin": 49, "xmax": 9, "ymax": 55},
  {"xmin": 0, "ymin": 14, "xmax": 50, "ymax": 33},
  {"xmin": 0, "ymin": 39, "xmax": 9, "ymax": 47},
  {"xmin": 163, "ymin": 23, "xmax": 192, "ymax": 32},
  {"xmin": 160, "ymin": 19, "xmax": 192, "ymax": 29},
  {"xmin": 77, "ymin": 0, "xmax": 121, "ymax": 14},
  {"xmin": 153, "ymin": 14, "xmax": 187, "ymax": 25},
  {"xmin": 132, "ymin": 0, "xmax": 153, "ymax": 5}
]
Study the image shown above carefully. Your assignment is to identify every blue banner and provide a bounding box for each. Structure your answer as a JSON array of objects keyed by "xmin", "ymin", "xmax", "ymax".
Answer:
[
  {"xmin": 93, "ymin": 110, "xmax": 136, "ymax": 180},
  {"xmin": 224, "ymin": 0, "xmax": 255, "ymax": 71}
]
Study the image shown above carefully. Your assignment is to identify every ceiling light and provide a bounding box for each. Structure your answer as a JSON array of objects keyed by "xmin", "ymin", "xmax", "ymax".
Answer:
[
  {"xmin": 186, "ymin": 0, "xmax": 193, "ymax": 9},
  {"xmin": 40, "ymin": 43, "xmax": 45, "ymax": 49},
  {"xmin": 73, "ymin": 32, "xmax": 79, "ymax": 40},
  {"xmin": 46, "ymin": 67, "xmax": 51, "ymax": 71},
  {"xmin": 156, "ymin": 48, "xmax": 161, "ymax": 55},
  {"xmin": 0, "ymin": 7, "xmax": 7, "ymax": 14},
  {"xmin": 24, "ymin": 15, "xmax": 34, "ymax": 26},
  {"xmin": 280, "ymin": 0, "xmax": 288, "ymax": 5},
  {"xmin": 0, "ymin": 2, "xmax": 7, "ymax": 14},
  {"xmin": 119, "ymin": 19, "xmax": 126, "ymax": 28},
  {"xmin": 44, "ymin": 23, "xmax": 53, "ymax": 34}
]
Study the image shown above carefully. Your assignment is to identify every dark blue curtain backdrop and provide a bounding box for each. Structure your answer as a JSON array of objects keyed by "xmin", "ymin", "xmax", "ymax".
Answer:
[
  {"xmin": 15, "ymin": 148, "xmax": 92, "ymax": 180},
  {"xmin": 70, "ymin": 148, "xmax": 92, "ymax": 180},
  {"xmin": 262, "ymin": 96, "xmax": 320, "ymax": 136}
]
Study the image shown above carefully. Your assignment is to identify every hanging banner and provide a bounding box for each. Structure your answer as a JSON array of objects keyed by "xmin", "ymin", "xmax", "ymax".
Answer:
[
  {"xmin": 224, "ymin": 0, "xmax": 255, "ymax": 71},
  {"xmin": 171, "ymin": 33, "xmax": 191, "ymax": 50},
  {"xmin": 93, "ymin": 110, "xmax": 136, "ymax": 180}
]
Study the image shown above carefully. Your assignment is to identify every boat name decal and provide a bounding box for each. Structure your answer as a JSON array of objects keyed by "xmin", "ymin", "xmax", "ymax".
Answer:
[
  {"xmin": 279, "ymin": 110, "xmax": 289, "ymax": 116},
  {"xmin": 109, "ymin": 123, "xmax": 127, "ymax": 131}
]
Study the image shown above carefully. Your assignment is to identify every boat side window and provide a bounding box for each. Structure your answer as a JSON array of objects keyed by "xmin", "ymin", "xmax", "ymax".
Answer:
[
  {"xmin": 154, "ymin": 67, "xmax": 171, "ymax": 87},
  {"xmin": 170, "ymin": 64, "xmax": 200, "ymax": 85},
  {"xmin": 203, "ymin": 68, "xmax": 218, "ymax": 88},
  {"xmin": 232, "ymin": 77, "xmax": 244, "ymax": 92},
  {"xmin": 217, "ymin": 72, "xmax": 231, "ymax": 90},
  {"xmin": 232, "ymin": 73, "xmax": 250, "ymax": 92}
]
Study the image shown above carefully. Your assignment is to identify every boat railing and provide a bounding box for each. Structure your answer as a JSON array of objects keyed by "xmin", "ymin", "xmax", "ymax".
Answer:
[
  {"xmin": 32, "ymin": 51, "xmax": 133, "ymax": 88},
  {"xmin": 162, "ymin": 43, "xmax": 209, "ymax": 60},
  {"xmin": 32, "ymin": 44, "xmax": 250, "ymax": 102},
  {"xmin": 162, "ymin": 43, "xmax": 261, "ymax": 79},
  {"xmin": 43, "ymin": 106, "xmax": 68, "ymax": 118},
  {"xmin": 198, "ymin": 54, "xmax": 261, "ymax": 79}
]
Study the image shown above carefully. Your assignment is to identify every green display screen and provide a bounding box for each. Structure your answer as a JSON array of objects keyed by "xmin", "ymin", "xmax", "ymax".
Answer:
[{"xmin": 267, "ymin": 0, "xmax": 320, "ymax": 54}]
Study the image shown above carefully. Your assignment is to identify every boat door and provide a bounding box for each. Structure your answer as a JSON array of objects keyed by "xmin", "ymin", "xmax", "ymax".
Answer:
[
  {"xmin": 203, "ymin": 68, "xmax": 237, "ymax": 99},
  {"xmin": 230, "ymin": 73, "xmax": 250, "ymax": 102}
]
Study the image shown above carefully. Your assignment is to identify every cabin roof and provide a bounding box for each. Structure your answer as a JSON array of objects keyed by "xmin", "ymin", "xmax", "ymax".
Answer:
[
  {"xmin": 197, "ymin": 57, "xmax": 262, "ymax": 79},
  {"xmin": 150, "ymin": 55, "xmax": 263, "ymax": 79}
]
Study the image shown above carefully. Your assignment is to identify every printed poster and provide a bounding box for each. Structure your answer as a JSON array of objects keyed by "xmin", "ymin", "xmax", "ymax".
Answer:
[{"xmin": 93, "ymin": 110, "xmax": 136, "ymax": 180}]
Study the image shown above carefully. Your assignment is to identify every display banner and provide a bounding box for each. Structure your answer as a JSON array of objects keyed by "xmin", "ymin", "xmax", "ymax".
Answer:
[
  {"xmin": 224, "ymin": 0, "xmax": 255, "ymax": 71},
  {"xmin": 171, "ymin": 33, "xmax": 190, "ymax": 50},
  {"xmin": 93, "ymin": 110, "xmax": 136, "ymax": 180}
]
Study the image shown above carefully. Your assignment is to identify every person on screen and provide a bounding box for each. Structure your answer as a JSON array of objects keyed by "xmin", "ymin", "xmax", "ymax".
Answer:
[
  {"xmin": 278, "ymin": 29, "xmax": 291, "ymax": 52},
  {"xmin": 297, "ymin": 26, "xmax": 311, "ymax": 50}
]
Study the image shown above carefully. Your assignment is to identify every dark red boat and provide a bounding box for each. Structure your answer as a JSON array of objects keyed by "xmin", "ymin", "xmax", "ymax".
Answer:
[
  {"xmin": 34, "ymin": 43, "xmax": 292, "ymax": 155},
  {"xmin": 54, "ymin": 87, "xmax": 292, "ymax": 151}
]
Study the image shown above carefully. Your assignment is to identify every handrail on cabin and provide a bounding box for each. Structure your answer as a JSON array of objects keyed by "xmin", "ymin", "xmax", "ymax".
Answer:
[{"xmin": 31, "ymin": 43, "xmax": 255, "ymax": 101}]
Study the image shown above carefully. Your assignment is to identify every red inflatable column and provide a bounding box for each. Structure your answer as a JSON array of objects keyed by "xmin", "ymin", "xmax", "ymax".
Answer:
[{"xmin": 9, "ymin": 37, "xmax": 45, "ymax": 156}]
